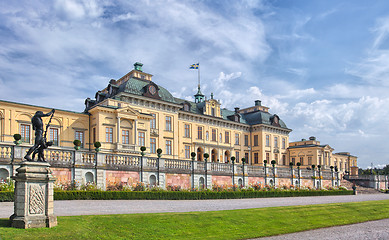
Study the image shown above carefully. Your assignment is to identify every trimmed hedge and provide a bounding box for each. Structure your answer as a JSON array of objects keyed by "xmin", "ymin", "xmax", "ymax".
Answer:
[
  {"xmin": 0, "ymin": 190, "xmax": 353, "ymax": 202},
  {"xmin": 0, "ymin": 191, "xmax": 13, "ymax": 202}
]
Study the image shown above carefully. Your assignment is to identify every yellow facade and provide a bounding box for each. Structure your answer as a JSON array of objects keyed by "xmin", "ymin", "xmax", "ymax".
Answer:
[
  {"xmin": 0, "ymin": 63, "xmax": 355, "ymax": 172},
  {"xmin": 288, "ymin": 137, "xmax": 358, "ymax": 174},
  {"xmin": 0, "ymin": 100, "xmax": 89, "ymax": 149}
]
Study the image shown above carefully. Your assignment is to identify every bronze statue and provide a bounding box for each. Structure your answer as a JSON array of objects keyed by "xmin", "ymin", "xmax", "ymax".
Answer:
[{"xmin": 24, "ymin": 109, "xmax": 55, "ymax": 162}]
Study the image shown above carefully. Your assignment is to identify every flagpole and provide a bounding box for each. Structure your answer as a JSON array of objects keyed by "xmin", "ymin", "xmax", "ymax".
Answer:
[{"xmin": 198, "ymin": 62, "xmax": 200, "ymax": 89}]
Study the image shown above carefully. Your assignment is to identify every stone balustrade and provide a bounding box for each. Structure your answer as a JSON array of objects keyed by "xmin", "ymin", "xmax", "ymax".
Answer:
[{"xmin": 0, "ymin": 143, "xmax": 347, "ymax": 190}]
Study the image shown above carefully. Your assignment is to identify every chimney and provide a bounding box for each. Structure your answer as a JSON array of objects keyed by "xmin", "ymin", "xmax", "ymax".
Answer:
[
  {"xmin": 234, "ymin": 107, "xmax": 240, "ymax": 113},
  {"xmin": 309, "ymin": 136, "xmax": 316, "ymax": 141},
  {"xmin": 255, "ymin": 100, "xmax": 261, "ymax": 106}
]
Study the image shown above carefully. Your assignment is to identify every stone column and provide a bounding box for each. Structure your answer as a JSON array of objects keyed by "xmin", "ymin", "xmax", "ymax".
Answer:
[{"xmin": 10, "ymin": 161, "xmax": 57, "ymax": 228}]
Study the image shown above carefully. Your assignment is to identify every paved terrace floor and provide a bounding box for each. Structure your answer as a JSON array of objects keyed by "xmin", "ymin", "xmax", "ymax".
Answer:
[{"xmin": 0, "ymin": 194, "xmax": 388, "ymax": 218}]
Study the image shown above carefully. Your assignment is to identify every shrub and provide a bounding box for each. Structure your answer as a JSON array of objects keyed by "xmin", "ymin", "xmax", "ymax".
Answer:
[
  {"xmin": 0, "ymin": 189, "xmax": 353, "ymax": 202},
  {"xmin": 0, "ymin": 178, "xmax": 14, "ymax": 191},
  {"xmin": 94, "ymin": 142, "xmax": 101, "ymax": 148},
  {"xmin": 133, "ymin": 182, "xmax": 146, "ymax": 191},
  {"xmin": 73, "ymin": 139, "xmax": 81, "ymax": 146},
  {"xmin": 167, "ymin": 184, "xmax": 181, "ymax": 192},
  {"xmin": 212, "ymin": 184, "xmax": 226, "ymax": 192},
  {"xmin": 80, "ymin": 182, "xmax": 101, "ymax": 191},
  {"xmin": 13, "ymin": 134, "xmax": 21, "ymax": 141},
  {"xmin": 251, "ymin": 182, "xmax": 262, "ymax": 190}
]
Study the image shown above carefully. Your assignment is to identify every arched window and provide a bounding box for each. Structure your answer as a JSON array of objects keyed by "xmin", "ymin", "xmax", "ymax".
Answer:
[
  {"xmin": 199, "ymin": 177, "xmax": 205, "ymax": 190},
  {"xmin": 85, "ymin": 172, "xmax": 94, "ymax": 183},
  {"xmin": 197, "ymin": 147, "xmax": 204, "ymax": 161},
  {"xmin": 0, "ymin": 168, "xmax": 9, "ymax": 182},
  {"xmin": 149, "ymin": 175, "xmax": 157, "ymax": 186},
  {"xmin": 211, "ymin": 149, "xmax": 217, "ymax": 162},
  {"xmin": 238, "ymin": 178, "xmax": 243, "ymax": 187}
]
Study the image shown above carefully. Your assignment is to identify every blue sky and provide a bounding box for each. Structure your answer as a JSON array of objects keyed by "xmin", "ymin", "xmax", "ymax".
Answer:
[{"xmin": 1, "ymin": 0, "xmax": 389, "ymax": 168}]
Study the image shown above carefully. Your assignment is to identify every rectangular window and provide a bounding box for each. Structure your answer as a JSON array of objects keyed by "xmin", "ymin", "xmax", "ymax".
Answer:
[
  {"xmin": 266, "ymin": 135, "xmax": 270, "ymax": 147},
  {"xmin": 275, "ymin": 154, "xmax": 278, "ymax": 163},
  {"xmin": 184, "ymin": 124, "xmax": 190, "ymax": 138},
  {"xmin": 49, "ymin": 128, "xmax": 59, "ymax": 146},
  {"xmin": 165, "ymin": 116, "xmax": 172, "ymax": 131},
  {"xmin": 105, "ymin": 127, "xmax": 113, "ymax": 143},
  {"xmin": 166, "ymin": 140, "xmax": 172, "ymax": 155},
  {"xmin": 274, "ymin": 137, "xmax": 278, "ymax": 148},
  {"xmin": 244, "ymin": 135, "xmax": 248, "ymax": 146},
  {"xmin": 254, "ymin": 152, "xmax": 259, "ymax": 164},
  {"xmin": 245, "ymin": 152, "xmax": 249, "ymax": 163},
  {"xmin": 254, "ymin": 135, "xmax": 258, "ymax": 146},
  {"xmin": 235, "ymin": 133, "xmax": 239, "ymax": 145},
  {"xmin": 300, "ymin": 157, "xmax": 304, "ymax": 165},
  {"xmin": 266, "ymin": 152, "xmax": 270, "ymax": 161},
  {"xmin": 211, "ymin": 108, "xmax": 215, "ymax": 116},
  {"xmin": 138, "ymin": 132, "xmax": 145, "ymax": 147},
  {"xmin": 225, "ymin": 131, "xmax": 230, "ymax": 143},
  {"xmin": 20, "ymin": 124, "xmax": 30, "ymax": 143},
  {"xmin": 282, "ymin": 138, "xmax": 286, "ymax": 149},
  {"xmin": 235, "ymin": 151, "xmax": 240, "ymax": 163},
  {"xmin": 197, "ymin": 126, "xmax": 203, "ymax": 139},
  {"xmin": 122, "ymin": 130, "xmax": 129, "ymax": 144},
  {"xmin": 92, "ymin": 128, "xmax": 96, "ymax": 144},
  {"xmin": 308, "ymin": 156, "xmax": 312, "ymax": 165},
  {"xmin": 292, "ymin": 157, "xmax": 296, "ymax": 165},
  {"xmin": 185, "ymin": 145, "xmax": 190, "ymax": 159},
  {"xmin": 75, "ymin": 131, "xmax": 84, "ymax": 148},
  {"xmin": 150, "ymin": 138, "xmax": 156, "ymax": 154},
  {"xmin": 212, "ymin": 129, "xmax": 217, "ymax": 141},
  {"xmin": 150, "ymin": 114, "xmax": 156, "ymax": 129}
]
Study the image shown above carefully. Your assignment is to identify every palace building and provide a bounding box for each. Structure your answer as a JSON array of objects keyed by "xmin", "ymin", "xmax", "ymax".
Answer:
[
  {"xmin": 0, "ymin": 62, "xmax": 358, "ymax": 188},
  {"xmin": 81, "ymin": 62, "xmax": 291, "ymax": 166}
]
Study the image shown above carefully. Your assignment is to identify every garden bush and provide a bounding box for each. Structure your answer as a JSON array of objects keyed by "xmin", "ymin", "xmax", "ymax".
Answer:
[{"xmin": 0, "ymin": 188, "xmax": 353, "ymax": 202}]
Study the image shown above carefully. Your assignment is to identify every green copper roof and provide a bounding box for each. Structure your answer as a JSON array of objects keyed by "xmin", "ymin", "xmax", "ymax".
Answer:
[{"xmin": 117, "ymin": 77, "xmax": 176, "ymax": 103}]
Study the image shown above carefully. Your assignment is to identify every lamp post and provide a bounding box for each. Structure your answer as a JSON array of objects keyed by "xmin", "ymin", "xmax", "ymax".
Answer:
[
  {"xmin": 318, "ymin": 165, "xmax": 322, "ymax": 189},
  {"xmin": 204, "ymin": 153, "xmax": 209, "ymax": 189},
  {"xmin": 311, "ymin": 164, "xmax": 316, "ymax": 188},
  {"xmin": 140, "ymin": 146, "xmax": 146, "ymax": 183},
  {"xmin": 271, "ymin": 160, "xmax": 276, "ymax": 187},
  {"xmin": 330, "ymin": 166, "xmax": 334, "ymax": 187},
  {"xmin": 242, "ymin": 157, "xmax": 246, "ymax": 188},
  {"xmin": 156, "ymin": 148, "xmax": 162, "ymax": 186},
  {"xmin": 335, "ymin": 166, "xmax": 339, "ymax": 187},
  {"xmin": 297, "ymin": 162, "xmax": 301, "ymax": 189},
  {"xmin": 289, "ymin": 162, "xmax": 294, "ymax": 186},
  {"xmin": 264, "ymin": 160, "xmax": 268, "ymax": 186},
  {"xmin": 191, "ymin": 152, "xmax": 196, "ymax": 191},
  {"xmin": 231, "ymin": 156, "xmax": 236, "ymax": 190}
]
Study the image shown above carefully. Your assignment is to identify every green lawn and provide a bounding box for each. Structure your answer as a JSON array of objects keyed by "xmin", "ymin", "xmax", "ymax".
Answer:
[{"xmin": 1, "ymin": 200, "xmax": 388, "ymax": 240}]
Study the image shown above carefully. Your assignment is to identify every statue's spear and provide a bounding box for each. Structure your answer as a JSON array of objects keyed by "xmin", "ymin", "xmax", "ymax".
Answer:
[{"xmin": 43, "ymin": 110, "xmax": 55, "ymax": 141}]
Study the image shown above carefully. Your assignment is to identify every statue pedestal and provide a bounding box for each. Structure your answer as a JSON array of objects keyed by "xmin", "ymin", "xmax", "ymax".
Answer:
[{"xmin": 10, "ymin": 161, "xmax": 57, "ymax": 228}]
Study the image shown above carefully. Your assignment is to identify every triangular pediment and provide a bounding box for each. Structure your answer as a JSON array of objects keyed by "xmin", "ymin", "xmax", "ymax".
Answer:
[{"xmin": 117, "ymin": 106, "xmax": 141, "ymax": 117}]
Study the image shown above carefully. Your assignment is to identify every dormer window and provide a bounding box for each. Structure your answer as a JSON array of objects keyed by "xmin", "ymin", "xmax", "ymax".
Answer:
[{"xmin": 182, "ymin": 102, "xmax": 191, "ymax": 112}]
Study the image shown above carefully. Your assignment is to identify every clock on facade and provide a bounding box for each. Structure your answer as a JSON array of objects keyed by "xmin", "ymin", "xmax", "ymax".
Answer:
[{"xmin": 149, "ymin": 85, "xmax": 157, "ymax": 95}]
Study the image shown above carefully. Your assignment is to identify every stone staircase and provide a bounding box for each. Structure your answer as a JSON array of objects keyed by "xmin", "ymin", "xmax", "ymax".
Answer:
[{"xmin": 340, "ymin": 179, "xmax": 383, "ymax": 194}]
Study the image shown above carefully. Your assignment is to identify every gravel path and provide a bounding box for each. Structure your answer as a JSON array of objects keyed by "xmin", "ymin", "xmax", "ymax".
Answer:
[
  {"xmin": 256, "ymin": 218, "xmax": 389, "ymax": 240},
  {"xmin": 0, "ymin": 194, "xmax": 388, "ymax": 218}
]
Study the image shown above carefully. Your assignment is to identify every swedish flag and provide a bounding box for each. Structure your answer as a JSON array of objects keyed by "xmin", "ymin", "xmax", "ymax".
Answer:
[{"xmin": 189, "ymin": 63, "xmax": 199, "ymax": 69}]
